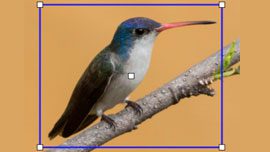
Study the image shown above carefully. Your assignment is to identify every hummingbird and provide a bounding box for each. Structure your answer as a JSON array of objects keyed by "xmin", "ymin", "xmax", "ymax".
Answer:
[{"xmin": 49, "ymin": 17, "xmax": 215, "ymax": 139}]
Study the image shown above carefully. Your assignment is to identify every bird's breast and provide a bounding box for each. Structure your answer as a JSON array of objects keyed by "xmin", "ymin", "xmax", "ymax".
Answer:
[{"xmin": 90, "ymin": 36, "xmax": 155, "ymax": 114}]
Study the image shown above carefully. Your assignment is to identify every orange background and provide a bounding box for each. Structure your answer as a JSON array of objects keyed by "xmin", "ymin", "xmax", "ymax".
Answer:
[{"xmin": 2, "ymin": 0, "xmax": 269, "ymax": 152}]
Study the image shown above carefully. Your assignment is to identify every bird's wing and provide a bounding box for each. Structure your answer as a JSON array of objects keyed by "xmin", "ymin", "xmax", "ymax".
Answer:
[{"xmin": 49, "ymin": 51, "xmax": 116, "ymax": 139}]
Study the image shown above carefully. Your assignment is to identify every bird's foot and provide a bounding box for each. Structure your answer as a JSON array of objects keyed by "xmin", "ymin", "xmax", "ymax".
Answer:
[
  {"xmin": 101, "ymin": 114, "xmax": 117, "ymax": 130},
  {"xmin": 125, "ymin": 100, "xmax": 143, "ymax": 116}
]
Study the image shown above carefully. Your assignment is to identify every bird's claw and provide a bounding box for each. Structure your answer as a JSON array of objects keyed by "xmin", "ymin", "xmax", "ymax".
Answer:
[
  {"xmin": 101, "ymin": 114, "xmax": 117, "ymax": 130},
  {"xmin": 125, "ymin": 100, "xmax": 143, "ymax": 116}
]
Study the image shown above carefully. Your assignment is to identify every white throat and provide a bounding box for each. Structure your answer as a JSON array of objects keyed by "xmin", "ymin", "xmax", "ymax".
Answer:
[
  {"xmin": 124, "ymin": 32, "xmax": 157, "ymax": 83},
  {"xmin": 129, "ymin": 31, "xmax": 157, "ymax": 64}
]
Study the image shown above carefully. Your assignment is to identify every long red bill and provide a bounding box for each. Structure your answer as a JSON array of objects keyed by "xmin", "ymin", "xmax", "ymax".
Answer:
[{"xmin": 155, "ymin": 21, "xmax": 216, "ymax": 32}]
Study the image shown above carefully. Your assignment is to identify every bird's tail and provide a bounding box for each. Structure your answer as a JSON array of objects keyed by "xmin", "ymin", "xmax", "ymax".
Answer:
[
  {"xmin": 73, "ymin": 115, "xmax": 98, "ymax": 134},
  {"xmin": 49, "ymin": 114, "xmax": 98, "ymax": 139},
  {"xmin": 48, "ymin": 114, "xmax": 68, "ymax": 140}
]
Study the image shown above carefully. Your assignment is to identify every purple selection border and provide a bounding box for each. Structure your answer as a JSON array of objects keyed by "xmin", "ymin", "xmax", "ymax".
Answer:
[{"xmin": 38, "ymin": 2, "xmax": 224, "ymax": 150}]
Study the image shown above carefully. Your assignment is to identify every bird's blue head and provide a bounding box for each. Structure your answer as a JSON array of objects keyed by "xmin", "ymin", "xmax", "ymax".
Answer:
[
  {"xmin": 110, "ymin": 17, "xmax": 161, "ymax": 58},
  {"xmin": 109, "ymin": 17, "xmax": 215, "ymax": 60}
]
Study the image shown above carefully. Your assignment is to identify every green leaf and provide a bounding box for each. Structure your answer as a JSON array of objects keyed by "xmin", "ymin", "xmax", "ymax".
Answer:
[
  {"xmin": 224, "ymin": 41, "xmax": 236, "ymax": 70},
  {"xmin": 213, "ymin": 41, "xmax": 237, "ymax": 79}
]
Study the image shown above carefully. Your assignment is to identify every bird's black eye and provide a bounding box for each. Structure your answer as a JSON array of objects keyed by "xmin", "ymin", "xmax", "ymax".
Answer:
[{"xmin": 134, "ymin": 28, "xmax": 149, "ymax": 36}]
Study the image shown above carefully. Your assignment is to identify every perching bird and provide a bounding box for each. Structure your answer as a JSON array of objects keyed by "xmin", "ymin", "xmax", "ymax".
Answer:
[{"xmin": 49, "ymin": 17, "xmax": 215, "ymax": 139}]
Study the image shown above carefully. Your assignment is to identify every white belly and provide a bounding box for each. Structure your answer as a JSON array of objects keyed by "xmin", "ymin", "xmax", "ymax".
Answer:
[{"xmin": 90, "ymin": 33, "xmax": 156, "ymax": 116}]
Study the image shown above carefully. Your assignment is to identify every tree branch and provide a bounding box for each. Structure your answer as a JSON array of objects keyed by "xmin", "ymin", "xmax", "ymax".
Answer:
[{"xmin": 46, "ymin": 40, "xmax": 240, "ymax": 152}]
